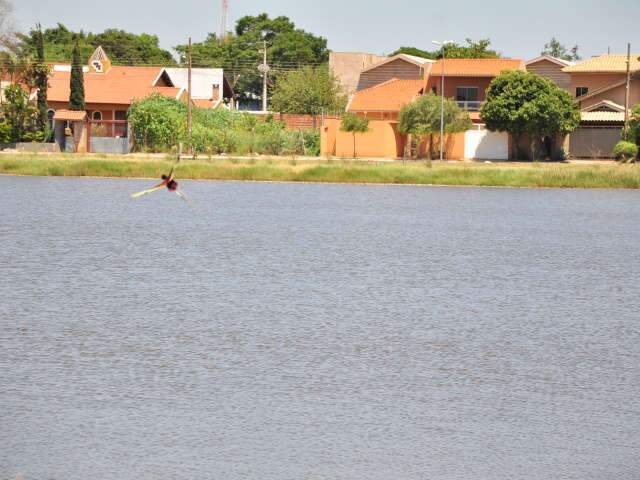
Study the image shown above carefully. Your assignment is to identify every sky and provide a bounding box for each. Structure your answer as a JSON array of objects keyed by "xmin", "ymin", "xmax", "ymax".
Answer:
[{"xmin": 13, "ymin": 0, "xmax": 640, "ymax": 60}]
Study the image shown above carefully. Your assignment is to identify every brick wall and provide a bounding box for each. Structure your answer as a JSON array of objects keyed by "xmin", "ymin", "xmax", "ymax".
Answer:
[{"xmin": 246, "ymin": 112, "xmax": 342, "ymax": 130}]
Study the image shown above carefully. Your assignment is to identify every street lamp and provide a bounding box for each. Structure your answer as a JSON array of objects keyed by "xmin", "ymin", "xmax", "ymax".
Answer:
[{"xmin": 432, "ymin": 40, "xmax": 454, "ymax": 161}]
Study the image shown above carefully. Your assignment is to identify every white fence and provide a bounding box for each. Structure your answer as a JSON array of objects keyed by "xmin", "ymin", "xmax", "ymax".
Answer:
[{"xmin": 464, "ymin": 130, "xmax": 509, "ymax": 160}]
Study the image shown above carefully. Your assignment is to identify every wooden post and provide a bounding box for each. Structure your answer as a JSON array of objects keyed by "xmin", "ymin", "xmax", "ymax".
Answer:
[
  {"xmin": 624, "ymin": 43, "xmax": 631, "ymax": 140},
  {"xmin": 187, "ymin": 37, "xmax": 193, "ymax": 150}
]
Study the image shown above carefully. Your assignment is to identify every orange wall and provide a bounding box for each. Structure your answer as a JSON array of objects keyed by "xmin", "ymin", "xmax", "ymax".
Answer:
[{"xmin": 321, "ymin": 118, "xmax": 465, "ymax": 160}]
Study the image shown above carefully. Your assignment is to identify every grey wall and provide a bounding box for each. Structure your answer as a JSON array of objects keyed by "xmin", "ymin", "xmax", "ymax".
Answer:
[{"xmin": 90, "ymin": 137, "xmax": 129, "ymax": 154}]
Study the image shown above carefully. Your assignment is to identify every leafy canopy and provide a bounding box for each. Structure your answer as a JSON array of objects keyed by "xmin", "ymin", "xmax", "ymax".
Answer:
[
  {"xmin": 398, "ymin": 94, "xmax": 472, "ymax": 137},
  {"xmin": 391, "ymin": 38, "xmax": 500, "ymax": 60},
  {"xmin": 340, "ymin": 112, "xmax": 370, "ymax": 134},
  {"xmin": 541, "ymin": 37, "xmax": 581, "ymax": 61},
  {"xmin": 175, "ymin": 14, "xmax": 330, "ymax": 101},
  {"xmin": 480, "ymin": 70, "xmax": 580, "ymax": 138},
  {"xmin": 0, "ymin": 84, "xmax": 38, "ymax": 142},
  {"xmin": 628, "ymin": 103, "xmax": 640, "ymax": 145},
  {"xmin": 16, "ymin": 23, "xmax": 176, "ymax": 65},
  {"xmin": 270, "ymin": 66, "xmax": 347, "ymax": 114}
]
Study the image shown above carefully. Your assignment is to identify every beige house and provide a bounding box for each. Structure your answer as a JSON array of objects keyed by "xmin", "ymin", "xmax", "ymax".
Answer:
[
  {"xmin": 329, "ymin": 52, "xmax": 388, "ymax": 99},
  {"xmin": 525, "ymin": 55, "xmax": 574, "ymax": 91},
  {"xmin": 562, "ymin": 54, "xmax": 640, "ymax": 158},
  {"xmin": 356, "ymin": 54, "xmax": 435, "ymax": 92}
]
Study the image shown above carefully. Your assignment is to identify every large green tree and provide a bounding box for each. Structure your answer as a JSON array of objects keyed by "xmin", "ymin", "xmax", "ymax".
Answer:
[
  {"xmin": 69, "ymin": 38, "xmax": 85, "ymax": 111},
  {"xmin": 481, "ymin": 70, "xmax": 580, "ymax": 160},
  {"xmin": 175, "ymin": 14, "xmax": 330, "ymax": 102},
  {"xmin": 398, "ymin": 94, "xmax": 472, "ymax": 160},
  {"xmin": 391, "ymin": 38, "xmax": 500, "ymax": 60},
  {"xmin": 270, "ymin": 66, "xmax": 346, "ymax": 115},
  {"xmin": 541, "ymin": 37, "xmax": 581, "ymax": 61},
  {"xmin": 33, "ymin": 23, "xmax": 50, "ymax": 130},
  {"xmin": 16, "ymin": 23, "xmax": 176, "ymax": 65}
]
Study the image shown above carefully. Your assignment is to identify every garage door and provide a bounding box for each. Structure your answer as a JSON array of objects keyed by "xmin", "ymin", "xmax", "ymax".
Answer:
[
  {"xmin": 569, "ymin": 127, "xmax": 622, "ymax": 159},
  {"xmin": 464, "ymin": 130, "xmax": 509, "ymax": 160}
]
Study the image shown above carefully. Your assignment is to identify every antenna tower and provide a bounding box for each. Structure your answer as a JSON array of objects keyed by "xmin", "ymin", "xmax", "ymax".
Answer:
[{"xmin": 220, "ymin": 0, "xmax": 229, "ymax": 42}]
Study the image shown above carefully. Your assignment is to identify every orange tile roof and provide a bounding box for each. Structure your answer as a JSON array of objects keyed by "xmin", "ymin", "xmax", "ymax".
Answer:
[
  {"xmin": 192, "ymin": 98, "xmax": 223, "ymax": 109},
  {"xmin": 45, "ymin": 66, "xmax": 183, "ymax": 106},
  {"xmin": 349, "ymin": 79, "xmax": 426, "ymax": 112},
  {"xmin": 563, "ymin": 55, "xmax": 640, "ymax": 73},
  {"xmin": 53, "ymin": 109, "xmax": 87, "ymax": 121},
  {"xmin": 430, "ymin": 58, "xmax": 525, "ymax": 76}
]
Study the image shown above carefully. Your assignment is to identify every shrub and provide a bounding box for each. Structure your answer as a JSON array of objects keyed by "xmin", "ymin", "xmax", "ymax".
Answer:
[
  {"xmin": 127, "ymin": 95, "xmax": 323, "ymax": 156},
  {"xmin": 0, "ymin": 122, "xmax": 12, "ymax": 144},
  {"xmin": 302, "ymin": 129, "xmax": 320, "ymax": 156},
  {"xmin": 613, "ymin": 141, "xmax": 639, "ymax": 163},
  {"xmin": 128, "ymin": 94, "xmax": 186, "ymax": 151}
]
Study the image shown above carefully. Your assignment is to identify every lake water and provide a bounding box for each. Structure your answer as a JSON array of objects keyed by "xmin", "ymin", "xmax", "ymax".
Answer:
[{"xmin": 1, "ymin": 176, "xmax": 639, "ymax": 480}]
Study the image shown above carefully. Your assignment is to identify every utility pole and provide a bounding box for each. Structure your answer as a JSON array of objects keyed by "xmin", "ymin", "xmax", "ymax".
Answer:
[
  {"xmin": 433, "ymin": 40, "xmax": 454, "ymax": 161},
  {"xmin": 187, "ymin": 37, "xmax": 193, "ymax": 148},
  {"xmin": 624, "ymin": 43, "xmax": 631, "ymax": 140},
  {"xmin": 258, "ymin": 40, "xmax": 270, "ymax": 112}
]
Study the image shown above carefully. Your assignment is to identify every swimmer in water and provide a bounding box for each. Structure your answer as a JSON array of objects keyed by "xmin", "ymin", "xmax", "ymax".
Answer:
[{"xmin": 131, "ymin": 162, "xmax": 188, "ymax": 201}]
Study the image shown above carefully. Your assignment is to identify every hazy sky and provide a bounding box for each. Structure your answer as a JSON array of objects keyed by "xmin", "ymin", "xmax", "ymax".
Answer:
[{"xmin": 13, "ymin": 0, "xmax": 640, "ymax": 59}]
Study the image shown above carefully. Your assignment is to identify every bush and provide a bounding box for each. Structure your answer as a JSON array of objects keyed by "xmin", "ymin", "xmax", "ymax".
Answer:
[
  {"xmin": 613, "ymin": 141, "xmax": 639, "ymax": 163},
  {"xmin": 0, "ymin": 122, "xmax": 12, "ymax": 144},
  {"xmin": 128, "ymin": 95, "xmax": 323, "ymax": 156},
  {"xmin": 302, "ymin": 129, "xmax": 320, "ymax": 156},
  {"xmin": 128, "ymin": 94, "xmax": 187, "ymax": 151}
]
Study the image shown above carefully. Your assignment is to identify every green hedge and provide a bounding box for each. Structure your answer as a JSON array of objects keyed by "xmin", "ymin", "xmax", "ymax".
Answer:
[
  {"xmin": 128, "ymin": 94, "xmax": 320, "ymax": 156},
  {"xmin": 613, "ymin": 141, "xmax": 639, "ymax": 163}
]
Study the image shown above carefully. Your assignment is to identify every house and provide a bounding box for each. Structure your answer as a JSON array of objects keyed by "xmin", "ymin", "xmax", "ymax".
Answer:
[
  {"xmin": 40, "ymin": 46, "xmax": 187, "ymax": 129},
  {"xmin": 525, "ymin": 55, "xmax": 574, "ymax": 91},
  {"xmin": 329, "ymin": 52, "xmax": 388, "ymax": 98},
  {"xmin": 427, "ymin": 58, "xmax": 526, "ymax": 112},
  {"xmin": 356, "ymin": 53, "xmax": 434, "ymax": 91},
  {"xmin": 322, "ymin": 57, "xmax": 524, "ymax": 160},
  {"xmin": 163, "ymin": 68, "xmax": 234, "ymax": 109},
  {"xmin": 562, "ymin": 54, "xmax": 640, "ymax": 158}
]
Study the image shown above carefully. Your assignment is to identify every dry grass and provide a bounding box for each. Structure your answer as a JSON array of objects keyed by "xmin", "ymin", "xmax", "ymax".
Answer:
[{"xmin": 1, "ymin": 154, "xmax": 640, "ymax": 189}]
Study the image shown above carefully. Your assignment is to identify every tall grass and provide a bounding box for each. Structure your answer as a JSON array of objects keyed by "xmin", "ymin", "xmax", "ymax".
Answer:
[{"xmin": 1, "ymin": 155, "xmax": 640, "ymax": 189}]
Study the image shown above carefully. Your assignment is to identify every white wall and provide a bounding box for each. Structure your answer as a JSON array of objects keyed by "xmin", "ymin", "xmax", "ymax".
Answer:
[{"xmin": 464, "ymin": 130, "xmax": 509, "ymax": 160}]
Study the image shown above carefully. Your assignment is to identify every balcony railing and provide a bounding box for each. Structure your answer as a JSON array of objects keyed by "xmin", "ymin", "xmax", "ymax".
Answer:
[{"xmin": 456, "ymin": 100, "xmax": 484, "ymax": 111}]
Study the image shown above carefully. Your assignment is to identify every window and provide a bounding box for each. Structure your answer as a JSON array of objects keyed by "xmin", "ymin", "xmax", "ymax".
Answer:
[
  {"xmin": 431, "ymin": 86, "xmax": 438, "ymax": 95},
  {"xmin": 92, "ymin": 111, "xmax": 102, "ymax": 121},
  {"xmin": 576, "ymin": 87, "xmax": 589, "ymax": 97},
  {"xmin": 456, "ymin": 87, "xmax": 479, "ymax": 102}
]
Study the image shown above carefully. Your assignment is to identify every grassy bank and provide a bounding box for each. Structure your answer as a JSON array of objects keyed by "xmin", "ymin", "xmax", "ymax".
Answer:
[{"xmin": 1, "ymin": 154, "xmax": 640, "ymax": 189}]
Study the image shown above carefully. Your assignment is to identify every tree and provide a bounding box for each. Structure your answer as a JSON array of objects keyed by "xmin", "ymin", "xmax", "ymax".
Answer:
[
  {"xmin": 175, "ymin": 14, "xmax": 330, "ymax": 102},
  {"xmin": 628, "ymin": 103, "xmax": 640, "ymax": 138},
  {"xmin": 270, "ymin": 66, "xmax": 347, "ymax": 115},
  {"xmin": 15, "ymin": 23, "xmax": 176, "ymax": 65},
  {"xmin": 391, "ymin": 38, "xmax": 500, "ymax": 60},
  {"xmin": 340, "ymin": 112, "xmax": 369, "ymax": 158},
  {"xmin": 398, "ymin": 94, "xmax": 472, "ymax": 160},
  {"xmin": 69, "ymin": 38, "xmax": 85, "ymax": 111},
  {"xmin": 541, "ymin": 37, "xmax": 581, "ymax": 61},
  {"xmin": 33, "ymin": 24, "xmax": 50, "ymax": 130},
  {"xmin": 390, "ymin": 46, "xmax": 435, "ymax": 59},
  {"xmin": 481, "ymin": 70, "xmax": 581, "ymax": 160},
  {"xmin": 1, "ymin": 84, "xmax": 38, "ymax": 141}
]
